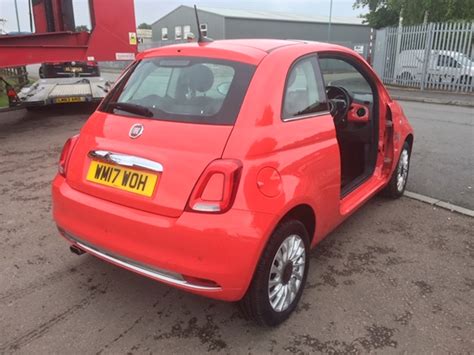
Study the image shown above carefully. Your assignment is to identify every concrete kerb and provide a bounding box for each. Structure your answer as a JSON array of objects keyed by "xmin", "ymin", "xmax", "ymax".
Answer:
[{"xmin": 404, "ymin": 191, "xmax": 474, "ymax": 218}]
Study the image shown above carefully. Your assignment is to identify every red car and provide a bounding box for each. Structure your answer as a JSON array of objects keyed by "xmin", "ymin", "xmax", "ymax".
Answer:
[{"xmin": 52, "ymin": 39, "xmax": 413, "ymax": 326}]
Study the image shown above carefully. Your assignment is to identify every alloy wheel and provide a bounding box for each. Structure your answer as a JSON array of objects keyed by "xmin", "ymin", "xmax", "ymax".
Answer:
[
  {"xmin": 397, "ymin": 148, "xmax": 409, "ymax": 192},
  {"xmin": 268, "ymin": 234, "xmax": 306, "ymax": 312}
]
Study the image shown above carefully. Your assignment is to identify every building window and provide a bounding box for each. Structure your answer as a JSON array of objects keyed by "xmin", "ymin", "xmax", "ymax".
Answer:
[
  {"xmin": 200, "ymin": 23, "xmax": 208, "ymax": 37},
  {"xmin": 175, "ymin": 26, "xmax": 182, "ymax": 40},
  {"xmin": 161, "ymin": 28, "xmax": 168, "ymax": 40},
  {"xmin": 183, "ymin": 25, "xmax": 191, "ymax": 39}
]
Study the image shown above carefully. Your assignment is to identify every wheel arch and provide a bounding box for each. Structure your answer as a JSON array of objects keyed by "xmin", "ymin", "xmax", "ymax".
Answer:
[
  {"xmin": 405, "ymin": 133, "xmax": 414, "ymax": 152},
  {"xmin": 278, "ymin": 203, "xmax": 316, "ymax": 245},
  {"xmin": 249, "ymin": 203, "xmax": 316, "ymax": 283},
  {"xmin": 241, "ymin": 202, "xmax": 316, "ymax": 301}
]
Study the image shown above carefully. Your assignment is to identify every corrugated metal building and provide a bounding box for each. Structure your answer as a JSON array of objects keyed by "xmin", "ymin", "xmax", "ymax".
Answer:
[{"xmin": 150, "ymin": 6, "xmax": 372, "ymax": 57}]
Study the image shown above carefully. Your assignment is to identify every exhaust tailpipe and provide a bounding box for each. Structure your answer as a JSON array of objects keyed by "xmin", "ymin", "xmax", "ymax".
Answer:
[{"xmin": 70, "ymin": 245, "xmax": 85, "ymax": 256}]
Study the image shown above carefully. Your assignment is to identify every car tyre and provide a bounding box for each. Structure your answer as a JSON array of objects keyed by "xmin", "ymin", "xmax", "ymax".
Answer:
[
  {"xmin": 240, "ymin": 219, "xmax": 310, "ymax": 326},
  {"xmin": 382, "ymin": 141, "xmax": 411, "ymax": 199}
]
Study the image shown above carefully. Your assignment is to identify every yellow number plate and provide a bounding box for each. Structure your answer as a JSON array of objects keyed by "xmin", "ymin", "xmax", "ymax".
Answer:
[
  {"xmin": 65, "ymin": 67, "xmax": 83, "ymax": 72},
  {"xmin": 54, "ymin": 97, "xmax": 85, "ymax": 104},
  {"xmin": 86, "ymin": 161, "xmax": 158, "ymax": 197}
]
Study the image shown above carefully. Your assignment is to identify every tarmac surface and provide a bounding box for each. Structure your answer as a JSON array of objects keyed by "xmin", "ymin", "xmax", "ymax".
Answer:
[
  {"xmin": 401, "ymin": 101, "xmax": 474, "ymax": 210},
  {"xmin": 0, "ymin": 106, "xmax": 473, "ymax": 353},
  {"xmin": 388, "ymin": 87, "xmax": 474, "ymax": 107}
]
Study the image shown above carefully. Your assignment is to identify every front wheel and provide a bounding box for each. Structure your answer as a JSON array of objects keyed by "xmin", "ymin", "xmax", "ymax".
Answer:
[
  {"xmin": 382, "ymin": 142, "xmax": 411, "ymax": 198},
  {"xmin": 240, "ymin": 219, "xmax": 310, "ymax": 326}
]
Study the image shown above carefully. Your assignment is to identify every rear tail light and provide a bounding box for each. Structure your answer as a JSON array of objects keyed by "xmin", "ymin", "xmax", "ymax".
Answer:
[
  {"xmin": 187, "ymin": 159, "xmax": 242, "ymax": 213},
  {"xmin": 58, "ymin": 135, "xmax": 79, "ymax": 177},
  {"xmin": 86, "ymin": 61, "xmax": 97, "ymax": 67}
]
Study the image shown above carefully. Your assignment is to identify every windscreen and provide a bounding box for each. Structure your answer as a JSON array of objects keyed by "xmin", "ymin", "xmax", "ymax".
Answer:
[{"xmin": 100, "ymin": 57, "xmax": 256, "ymax": 125}]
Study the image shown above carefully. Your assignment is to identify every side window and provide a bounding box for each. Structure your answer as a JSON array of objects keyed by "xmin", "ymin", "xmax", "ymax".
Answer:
[
  {"xmin": 282, "ymin": 57, "xmax": 327, "ymax": 120},
  {"xmin": 161, "ymin": 28, "xmax": 168, "ymax": 40},
  {"xmin": 319, "ymin": 57, "xmax": 373, "ymax": 102},
  {"xmin": 175, "ymin": 26, "xmax": 182, "ymax": 40},
  {"xmin": 183, "ymin": 25, "xmax": 191, "ymax": 39}
]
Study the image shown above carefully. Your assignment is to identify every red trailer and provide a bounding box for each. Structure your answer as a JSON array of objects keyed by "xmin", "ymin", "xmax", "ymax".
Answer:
[
  {"xmin": 0, "ymin": 0, "xmax": 137, "ymax": 67},
  {"xmin": 0, "ymin": 0, "xmax": 137, "ymax": 108}
]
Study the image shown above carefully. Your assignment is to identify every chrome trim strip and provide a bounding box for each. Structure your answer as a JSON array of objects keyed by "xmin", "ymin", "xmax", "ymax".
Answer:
[
  {"xmin": 88, "ymin": 150, "xmax": 163, "ymax": 173},
  {"xmin": 192, "ymin": 203, "xmax": 221, "ymax": 212},
  {"xmin": 63, "ymin": 231, "xmax": 221, "ymax": 291},
  {"xmin": 282, "ymin": 110, "xmax": 331, "ymax": 122}
]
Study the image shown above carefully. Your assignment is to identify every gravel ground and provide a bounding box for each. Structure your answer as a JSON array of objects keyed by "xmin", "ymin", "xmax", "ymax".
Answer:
[{"xmin": 0, "ymin": 107, "xmax": 473, "ymax": 354}]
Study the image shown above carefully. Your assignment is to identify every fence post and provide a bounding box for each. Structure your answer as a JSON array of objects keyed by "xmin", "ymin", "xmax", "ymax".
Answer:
[
  {"xmin": 372, "ymin": 28, "xmax": 387, "ymax": 79},
  {"xmin": 392, "ymin": 24, "xmax": 403, "ymax": 84},
  {"xmin": 420, "ymin": 23, "xmax": 435, "ymax": 91}
]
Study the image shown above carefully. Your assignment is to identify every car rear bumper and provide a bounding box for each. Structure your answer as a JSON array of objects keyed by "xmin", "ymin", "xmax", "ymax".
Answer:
[{"xmin": 52, "ymin": 176, "xmax": 277, "ymax": 301}]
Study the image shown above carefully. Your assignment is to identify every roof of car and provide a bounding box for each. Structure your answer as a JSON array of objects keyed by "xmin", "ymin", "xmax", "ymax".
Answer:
[{"xmin": 140, "ymin": 39, "xmax": 346, "ymax": 65}]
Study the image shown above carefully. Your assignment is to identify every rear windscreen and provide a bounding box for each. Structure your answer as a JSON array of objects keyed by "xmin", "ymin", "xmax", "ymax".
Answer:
[{"xmin": 100, "ymin": 57, "xmax": 256, "ymax": 125}]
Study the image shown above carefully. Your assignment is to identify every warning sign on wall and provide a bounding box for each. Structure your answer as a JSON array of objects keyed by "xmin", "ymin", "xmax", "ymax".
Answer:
[
  {"xmin": 353, "ymin": 45, "xmax": 365, "ymax": 54},
  {"xmin": 116, "ymin": 52, "xmax": 135, "ymax": 60}
]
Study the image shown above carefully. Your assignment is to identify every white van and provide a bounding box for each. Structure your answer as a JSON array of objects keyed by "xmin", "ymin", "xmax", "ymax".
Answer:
[{"xmin": 394, "ymin": 49, "xmax": 473, "ymax": 86}]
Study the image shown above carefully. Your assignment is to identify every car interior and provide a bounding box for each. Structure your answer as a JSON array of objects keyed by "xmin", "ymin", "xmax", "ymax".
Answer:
[
  {"xmin": 106, "ymin": 58, "xmax": 258, "ymax": 125},
  {"xmin": 319, "ymin": 56, "xmax": 379, "ymax": 196},
  {"xmin": 122, "ymin": 63, "xmax": 226, "ymax": 116}
]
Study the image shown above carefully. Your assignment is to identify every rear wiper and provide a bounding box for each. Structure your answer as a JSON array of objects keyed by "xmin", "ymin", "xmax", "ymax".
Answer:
[{"xmin": 108, "ymin": 102, "xmax": 153, "ymax": 117}]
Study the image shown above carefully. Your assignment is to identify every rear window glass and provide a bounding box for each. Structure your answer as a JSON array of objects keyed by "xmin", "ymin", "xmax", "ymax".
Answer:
[{"xmin": 100, "ymin": 57, "xmax": 256, "ymax": 125}]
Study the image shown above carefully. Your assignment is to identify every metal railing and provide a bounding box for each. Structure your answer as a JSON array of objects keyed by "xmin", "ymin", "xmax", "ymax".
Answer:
[
  {"xmin": 373, "ymin": 22, "xmax": 473, "ymax": 92},
  {"xmin": 0, "ymin": 66, "xmax": 28, "ymax": 94}
]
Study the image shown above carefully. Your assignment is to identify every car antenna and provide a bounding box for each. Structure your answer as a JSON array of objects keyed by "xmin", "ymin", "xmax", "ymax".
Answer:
[{"xmin": 194, "ymin": 5, "xmax": 212, "ymax": 44}]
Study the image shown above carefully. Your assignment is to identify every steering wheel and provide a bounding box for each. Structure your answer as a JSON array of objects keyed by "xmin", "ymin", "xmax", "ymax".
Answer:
[{"xmin": 326, "ymin": 86, "xmax": 352, "ymax": 126}]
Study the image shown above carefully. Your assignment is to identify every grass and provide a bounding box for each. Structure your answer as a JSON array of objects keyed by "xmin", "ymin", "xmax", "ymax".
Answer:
[
  {"xmin": 0, "ymin": 78, "xmax": 35, "ymax": 108},
  {"xmin": 0, "ymin": 95, "xmax": 8, "ymax": 108}
]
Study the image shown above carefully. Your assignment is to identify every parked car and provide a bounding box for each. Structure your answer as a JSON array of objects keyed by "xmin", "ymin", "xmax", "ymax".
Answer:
[
  {"xmin": 395, "ymin": 49, "xmax": 473, "ymax": 85},
  {"xmin": 52, "ymin": 39, "xmax": 414, "ymax": 326},
  {"xmin": 39, "ymin": 61, "xmax": 100, "ymax": 78}
]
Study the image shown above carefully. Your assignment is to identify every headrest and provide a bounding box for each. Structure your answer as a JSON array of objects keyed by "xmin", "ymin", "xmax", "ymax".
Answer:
[
  {"xmin": 188, "ymin": 64, "xmax": 214, "ymax": 92},
  {"xmin": 287, "ymin": 69, "xmax": 297, "ymax": 88}
]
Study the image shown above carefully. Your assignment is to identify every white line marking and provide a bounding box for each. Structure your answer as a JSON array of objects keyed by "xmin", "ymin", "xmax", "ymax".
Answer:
[{"xmin": 404, "ymin": 191, "xmax": 474, "ymax": 218}]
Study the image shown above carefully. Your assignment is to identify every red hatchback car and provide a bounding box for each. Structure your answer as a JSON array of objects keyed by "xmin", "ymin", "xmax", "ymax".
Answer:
[{"xmin": 53, "ymin": 39, "xmax": 413, "ymax": 326}]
